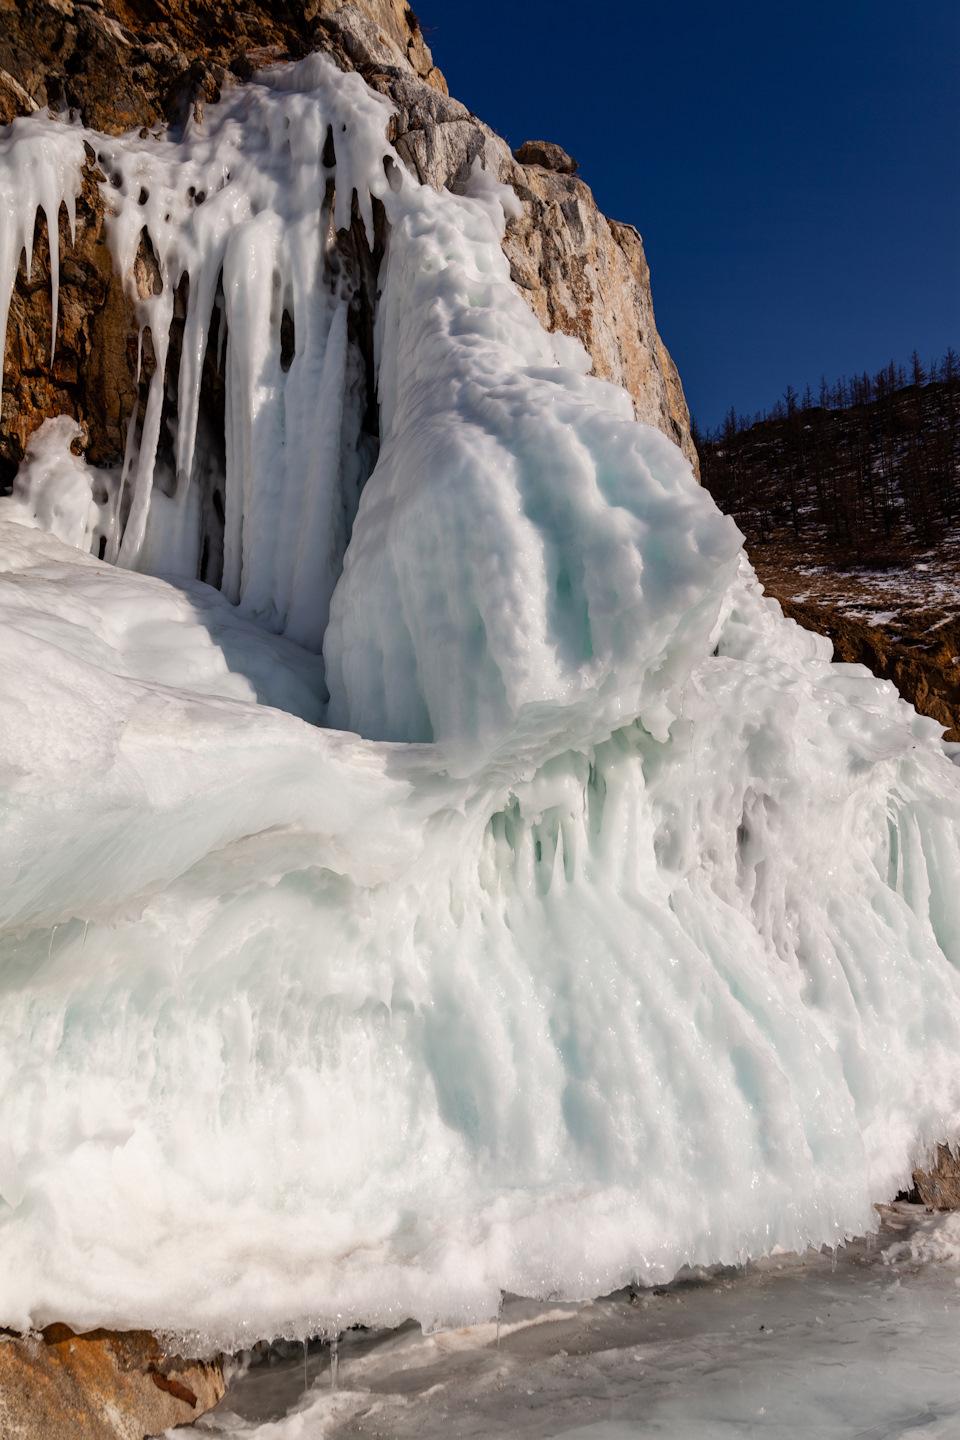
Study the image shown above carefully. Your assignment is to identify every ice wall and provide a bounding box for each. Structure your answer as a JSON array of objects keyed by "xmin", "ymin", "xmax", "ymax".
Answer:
[{"xmin": 2, "ymin": 58, "xmax": 960, "ymax": 1349}]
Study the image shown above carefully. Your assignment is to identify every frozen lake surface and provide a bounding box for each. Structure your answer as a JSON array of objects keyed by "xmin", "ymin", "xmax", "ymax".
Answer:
[{"xmin": 187, "ymin": 1204, "xmax": 960, "ymax": 1439}]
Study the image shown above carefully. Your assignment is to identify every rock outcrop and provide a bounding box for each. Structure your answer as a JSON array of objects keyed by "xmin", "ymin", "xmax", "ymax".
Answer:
[
  {"xmin": 300, "ymin": 10, "xmax": 700, "ymax": 472},
  {"xmin": 0, "ymin": 0, "xmax": 447, "ymax": 134},
  {"xmin": 503, "ymin": 173, "xmax": 697, "ymax": 470},
  {"xmin": 513, "ymin": 139, "xmax": 578, "ymax": 174},
  {"xmin": 0, "ymin": 1325, "xmax": 224, "ymax": 1438},
  {"xmin": 0, "ymin": 0, "xmax": 698, "ymax": 489},
  {"xmin": 912, "ymin": 1145, "xmax": 960, "ymax": 1210}
]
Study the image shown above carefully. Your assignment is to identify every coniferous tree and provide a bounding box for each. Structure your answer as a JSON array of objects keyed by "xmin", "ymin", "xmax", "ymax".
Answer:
[{"xmin": 696, "ymin": 347, "xmax": 960, "ymax": 560}]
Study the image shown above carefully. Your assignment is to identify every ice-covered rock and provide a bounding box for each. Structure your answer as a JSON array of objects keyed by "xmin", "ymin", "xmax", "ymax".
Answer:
[
  {"xmin": 383, "ymin": 69, "xmax": 700, "ymax": 473},
  {"xmin": 0, "ymin": 417, "xmax": 101, "ymax": 550},
  {"xmin": 0, "ymin": 0, "xmax": 698, "ymax": 491},
  {"xmin": 1, "ymin": 13, "xmax": 960, "ymax": 1365}
]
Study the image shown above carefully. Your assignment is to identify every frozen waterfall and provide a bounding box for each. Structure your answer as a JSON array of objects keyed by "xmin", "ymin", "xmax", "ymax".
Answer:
[{"xmin": 2, "ymin": 55, "xmax": 960, "ymax": 1349}]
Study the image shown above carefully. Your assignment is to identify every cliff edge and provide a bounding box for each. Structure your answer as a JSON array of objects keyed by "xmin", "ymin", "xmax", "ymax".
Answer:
[{"xmin": 0, "ymin": 0, "xmax": 698, "ymax": 489}]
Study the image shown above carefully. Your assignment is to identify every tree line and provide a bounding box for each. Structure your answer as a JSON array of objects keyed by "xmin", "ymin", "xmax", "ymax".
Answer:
[{"xmin": 694, "ymin": 349, "xmax": 960, "ymax": 559}]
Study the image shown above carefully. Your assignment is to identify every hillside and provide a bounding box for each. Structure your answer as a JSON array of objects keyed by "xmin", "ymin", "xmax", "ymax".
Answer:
[{"xmin": 697, "ymin": 355, "xmax": 960, "ymax": 737}]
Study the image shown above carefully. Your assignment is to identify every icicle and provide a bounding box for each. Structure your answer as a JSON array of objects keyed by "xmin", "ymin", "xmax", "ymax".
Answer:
[
  {"xmin": 116, "ymin": 313, "xmax": 170, "ymax": 569},
  {"xmin": 215, "ymin": 290, "xmax": 227, "ymax": 373},
  {"xmin": 221, "ymin": 321, "xmax": 243, "ymax": 603},
  {"xmin": 0, "ymin": 60, "xmax": 396, "ymax": 636},
  {"xmin": 45, "ymin": 205, "xmax": 59, "ymax": 365},
  {"xmin": 175, "ymin": 252, "xmax": 221, "ymax": 488},
  {"xmin": 329, "ymin": 1334, "xmax": 339, "ymax": 1390},
  {"xmin": 0, "ymin": 116, "xmax": 85, "ymax": 410},
  {"xmin": 107, "ymin": 401, "xmax": 143, "ymax": 565}
]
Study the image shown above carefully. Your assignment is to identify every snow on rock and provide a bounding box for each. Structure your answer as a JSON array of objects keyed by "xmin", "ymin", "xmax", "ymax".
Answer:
[
  {"xmin": 1, "ymin": 57, "xmax": 960, "ymax": 1351},
  {"xmin": 0, "ymin": 417, "xmax": 102, "ymax": 550}
]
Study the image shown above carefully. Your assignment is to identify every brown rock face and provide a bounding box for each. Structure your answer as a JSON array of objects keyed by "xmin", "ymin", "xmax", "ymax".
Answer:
[
  {"xmin": 503, "ymin": 174, "xmax": 699, "ymax": 474},
  {"xmin": 0, "ymin": 0, "xmax": 446, "ymax": 135},
  {"xmin": 382, "ymin": 70, "xmax": 700, "ymax": 474},
  {"xmin": 0, "ymin": 0, "xmax": 698, "ymax": 500},
  {"xmin": 912, "ymin": 1145, "xmax": 960, "ymax": 1209},
  {"xmin": 1, "ymin": 159, "xmax": 139, "ymax": 489},
  {"xmin": 512, "ymin": 139, "xmax": 578, "ymax": 175},
  {"xmin": 0, "ymin": 1324, "xmax": 224, "ymax": 1439}
]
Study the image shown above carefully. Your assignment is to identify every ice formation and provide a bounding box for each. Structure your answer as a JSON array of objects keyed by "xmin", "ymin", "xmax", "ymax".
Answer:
[
  {"xmin": 181, "ymin": 1226, "xmax": 960, "ymax": 1440},
  {"xmin": 2, "ymin": 56, "xmax": 960, "ymax": 1348}
]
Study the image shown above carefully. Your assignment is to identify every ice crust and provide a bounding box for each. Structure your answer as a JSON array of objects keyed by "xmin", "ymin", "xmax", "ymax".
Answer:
[
  {"xmin": 181, "ymin": 1221, "xmax": 960, "ymax": 1439},
  {"xmin": 2, "ymin": 59, "xmax": 960, "ymax": 1348}
]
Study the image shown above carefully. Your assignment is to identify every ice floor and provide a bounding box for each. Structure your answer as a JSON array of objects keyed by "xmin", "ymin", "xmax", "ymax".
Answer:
[{"xmin": 184, "ymin": 1204, "xmax": 960, "ymax": 1440}]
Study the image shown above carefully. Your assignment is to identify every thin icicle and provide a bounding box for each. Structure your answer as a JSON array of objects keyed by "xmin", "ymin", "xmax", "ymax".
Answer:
[
  {"xmin": 117, "ymin": 314, "xmax": 170, "ymax": 569},
  {"xmin": 175, "ymin": 253, "xmax": 222, "ymax": 486},
  {"xmin": 107, "ymin": 398, "xmax": 143, "ymax": 565}
]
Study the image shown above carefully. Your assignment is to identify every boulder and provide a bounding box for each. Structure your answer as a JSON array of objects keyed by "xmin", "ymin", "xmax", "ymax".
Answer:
[
  {"xmin": 0, "ymin": 1324, "xmax": 224, "ymax": 1439},
  {"xmin": 512, "ymin": 138, "xmax": 578, "ymax": 174}
]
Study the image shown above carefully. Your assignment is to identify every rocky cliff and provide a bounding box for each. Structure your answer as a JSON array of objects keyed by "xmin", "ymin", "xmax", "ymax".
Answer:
[{"xmin": 0, "ymin": 0, "xmax": 698, "ymax": 495}]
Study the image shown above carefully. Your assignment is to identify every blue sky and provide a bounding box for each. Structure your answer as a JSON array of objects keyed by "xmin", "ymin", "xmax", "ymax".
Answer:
[{"xmin": 417, "ymin": 0, "xmax": 959, "ymax": 431}]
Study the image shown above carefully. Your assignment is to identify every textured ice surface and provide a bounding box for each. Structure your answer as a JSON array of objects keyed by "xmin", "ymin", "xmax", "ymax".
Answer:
[
  {"xmin": 2, "ymin": 59, "xmax": 960, "ymax": 1348},
  {"xmin": 183, "ymin": 1209, "xmax": 960, "ymax": 1439}
]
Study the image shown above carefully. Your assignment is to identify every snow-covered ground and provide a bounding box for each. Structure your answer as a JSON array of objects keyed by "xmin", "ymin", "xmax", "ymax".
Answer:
[{"xmin": 749, "ymin": 536, "xmax": 960, "ymax": 638}]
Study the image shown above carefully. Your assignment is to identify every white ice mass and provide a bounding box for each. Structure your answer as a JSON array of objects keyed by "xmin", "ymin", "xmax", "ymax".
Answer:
[{"xmin": 2, "ymin": 55, "xmax": 960, "ymax": 1350}]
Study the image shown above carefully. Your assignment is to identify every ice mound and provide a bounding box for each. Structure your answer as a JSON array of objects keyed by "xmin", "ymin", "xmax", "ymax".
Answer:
[
  {"xmin": 2, "ymin": 57, "xmax": 960, "ymax": 1349},
  {"xmin": 1, "ymin": 417, "xmax": 104, "ymax": 550}
]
